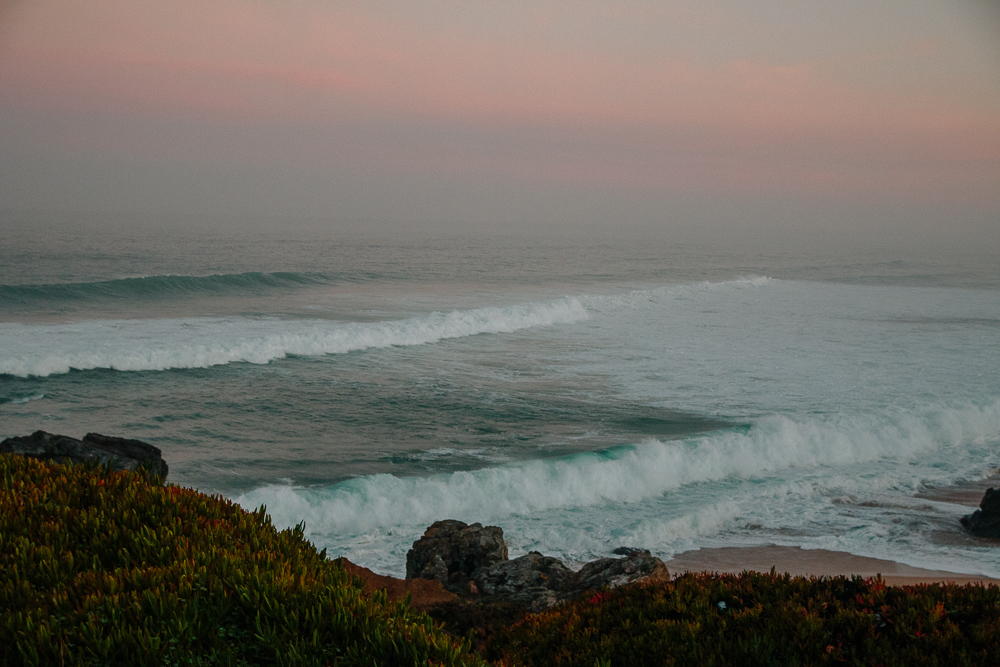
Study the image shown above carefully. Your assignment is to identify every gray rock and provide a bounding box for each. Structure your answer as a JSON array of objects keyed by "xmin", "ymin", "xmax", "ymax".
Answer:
[
  {"xmin": 961, "ymin": 488, "xmax": 1000, "ymax": 538},
  {"xmin": 406, "ymin": 520, "xmax": 669, "ymax": 611},
  {"xmin": 0, "ymin": 430, "xmax": 168, "ymax": 480},
  {"xmin": 570, "ymin": 549, "xmax": 670, "ymax": 596},
  {"xmin": 406, "ymin": 520, "xmax": 508, "ymax": 592},
  {"xmin": 472, "ymin": 552, "xmax": 576, "ymax": 612}
]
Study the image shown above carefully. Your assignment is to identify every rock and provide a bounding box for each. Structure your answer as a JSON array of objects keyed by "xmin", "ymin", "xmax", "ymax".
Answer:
[
  {"xmin": 406, "ymin": 520, "xmax": 669, "ymax": 611},
  {"xmin": 0, "ymin": 430, "xmax": 168, "ymax": 480},
  {"xmin": 569, "ymin": 549, "xmax": 670, "ymax": 595},
  {"xmin": 406, "ymin": 520, "xmax": 508, "ymax": 592},
  {"xmin": 472, "ymin": 552, "xmax": 576, "ymax": 612},
  {"xmin": 961, "ymin": 488, "xmax": 1000, "ymax": 538}
]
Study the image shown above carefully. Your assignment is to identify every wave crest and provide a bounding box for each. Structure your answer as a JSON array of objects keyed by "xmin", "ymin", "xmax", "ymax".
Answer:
[
  {"xmin": 0, "ymin": 297, "xmax": 589, "ymax": 377},
  {"xmin": 237, "ymin": 400, "xmax": 1000, "ymax": 537}
]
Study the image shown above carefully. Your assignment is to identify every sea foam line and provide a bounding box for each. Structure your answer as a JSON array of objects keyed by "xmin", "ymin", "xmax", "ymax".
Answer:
[
  {"xmin": 238, "ymin": 400, "xmax": 1000, "ymax": 537},
  {"xmin": 576, "ymin": 275, "xmax": 774, "ymax": 312},
  {"xmin": 0, "ymin": 297, "xmax": 588, "ymax": 377}
]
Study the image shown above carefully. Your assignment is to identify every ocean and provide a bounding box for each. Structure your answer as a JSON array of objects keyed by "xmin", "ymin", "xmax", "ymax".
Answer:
[{"xmin": 2, "ymin": 224, "xmax": 999, "ymax": 577}]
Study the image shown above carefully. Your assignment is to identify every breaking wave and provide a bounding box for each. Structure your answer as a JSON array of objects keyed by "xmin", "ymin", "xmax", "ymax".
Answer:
[
  {"xmin": 0, "ymin": 297, "xmax": 589, "ymax": 377},
  {"xmin": 238, "ymin": 400, "xmax": 1000, "ymax": 537}
]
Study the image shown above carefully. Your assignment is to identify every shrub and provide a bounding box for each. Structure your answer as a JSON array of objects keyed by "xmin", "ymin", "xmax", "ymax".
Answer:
[
  {"xmin": 486, "ymin": 570, "xmax": 1000, "ymax": 666},
  {"xmin": 0, "ymin": 454, "xmax": 485, "ymax": 667}
]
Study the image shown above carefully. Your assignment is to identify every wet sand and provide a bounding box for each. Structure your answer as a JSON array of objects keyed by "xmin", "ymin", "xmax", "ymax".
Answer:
[{"xmin": 915, "ymin": 472, "xmax": 1000, "ymax": 506}]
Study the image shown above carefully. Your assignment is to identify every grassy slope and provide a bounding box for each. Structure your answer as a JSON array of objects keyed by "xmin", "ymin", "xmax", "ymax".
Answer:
[{"xmin": 0, "ymin": 454, "xmax": 485, "ymax": 667}]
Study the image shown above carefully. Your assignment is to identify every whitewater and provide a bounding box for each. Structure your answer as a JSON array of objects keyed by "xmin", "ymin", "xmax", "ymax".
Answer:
[
  {"xmin": 0, "ymin": 297, "xmax": 588, "ymax": 376},
  {"xmin": 2, "ymin": 230, "xmax": 999, "ymax": 578}
]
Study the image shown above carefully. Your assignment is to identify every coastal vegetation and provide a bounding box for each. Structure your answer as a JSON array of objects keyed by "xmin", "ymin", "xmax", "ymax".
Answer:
[
  {"xmin": 483, "ymin": 570, "xmax": 1000, "ymax": 666},
  {"xmin": 0, "ymin": 453, "xmax": 483, "ymax": 666},
  {"xmin": 3, "ymin": 452, "xmax": 1000, "ymax": 666}
]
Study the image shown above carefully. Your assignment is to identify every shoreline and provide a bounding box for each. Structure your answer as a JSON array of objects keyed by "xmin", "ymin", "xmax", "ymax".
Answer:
[
  {"xmin": 344, "ymin": 544, "xmax": 1000, "ymax": 612},
  {"xmin": 661, "ymin": 475, "xmax": 1000, "ymax": 586},
  {"xmin": 347, "ymin": 475, "xmax": 1000, "ymax": 598},
  {"xmin": 661, "ymin": 473, "xmax": 1000, "ymax": 587},
  {"xmin": 663, "ymin": 544, "xmax": 1000, "ymax": 586}
]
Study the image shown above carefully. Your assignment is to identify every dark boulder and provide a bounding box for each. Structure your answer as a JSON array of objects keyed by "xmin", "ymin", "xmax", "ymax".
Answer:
[
  {"xmin": 961, "ymin": 488, "xmax": 1000, "ymax": 538},
  {"xmin": 406, "ymin": 520, "xmax": 508, "ymax": 592},
  {"xmin": 0, "ymin": 430, "xmax": 168, "ymax": 480},
  {"xmin": 406, "ymin": 520, "xmax": 669, "ymax": 610}
]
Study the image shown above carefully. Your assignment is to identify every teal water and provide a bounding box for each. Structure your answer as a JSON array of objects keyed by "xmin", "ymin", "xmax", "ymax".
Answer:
[{"xmin": 2, "ymin": 225, "xmax": 999, "ymax": 576}]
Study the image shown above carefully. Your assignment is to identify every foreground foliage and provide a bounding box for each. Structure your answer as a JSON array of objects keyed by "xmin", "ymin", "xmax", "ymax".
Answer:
[
  {"xmin": 6, "ymin": 451, "xmax": 1000, "ymax": 667},
  {"xmin": 486, "ymin": 569, "xmax": 1000, "ymax": 666},
  {"xmin": 0, "ymin": 454, "xmax": 484, "ymax": 666}
]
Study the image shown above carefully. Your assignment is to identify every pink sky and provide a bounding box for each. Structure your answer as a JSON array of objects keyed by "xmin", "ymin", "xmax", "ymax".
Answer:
[{"xmin": 1, "ymin": 0, "xmax": 997, "ymax": 236}]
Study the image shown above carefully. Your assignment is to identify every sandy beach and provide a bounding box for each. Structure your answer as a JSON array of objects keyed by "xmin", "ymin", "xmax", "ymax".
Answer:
[{"xmin": 664, "ymin": 544, "xmax": 999, "ymax": 586}]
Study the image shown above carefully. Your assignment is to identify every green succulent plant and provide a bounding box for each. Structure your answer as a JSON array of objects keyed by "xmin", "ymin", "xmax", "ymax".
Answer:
[{"xmin": 0, "ymin": 454, "xmax": 484, "ymax": 667}]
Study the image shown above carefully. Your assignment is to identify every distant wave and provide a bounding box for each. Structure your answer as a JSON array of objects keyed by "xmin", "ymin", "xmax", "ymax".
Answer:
[
  {"xmin": 0, "ymin": 393, "xmax": 44, "ymax": 406},
  {"xmin": 577, "ymin": 275, "xmax": 775, "ymax": 312},
  {"xmin": 0, "ymin": 272, "xmax": 336, "ymax": 305},
  {"xmin": 0, "ymin": 273, "xmax": 775, "ymax": 309},
  {"xmin": 0, "ymin": 297, "xmax": 589, "ymax": 377},
  {"xmin": 238, "ymin": 400, "xmax": 1000, "ymax": 537}
]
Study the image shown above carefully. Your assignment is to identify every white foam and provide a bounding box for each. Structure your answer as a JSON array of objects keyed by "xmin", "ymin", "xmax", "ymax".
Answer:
[
  {"xmin": 237, "ymin": 400, "xmax": 1000, "ymax": 540},
  {"xmin": 0, "ymin": 297, "xmax": 588, "ymax": 377},
  {"xmin": 610, "ymin": 501, "xmax": 744, "ymax": 554}
]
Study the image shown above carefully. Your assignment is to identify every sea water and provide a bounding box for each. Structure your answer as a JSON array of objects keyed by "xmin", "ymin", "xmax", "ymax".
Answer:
[{"xmin": 2, "ymin": 224, "xmax": 999, "ymax": 577}]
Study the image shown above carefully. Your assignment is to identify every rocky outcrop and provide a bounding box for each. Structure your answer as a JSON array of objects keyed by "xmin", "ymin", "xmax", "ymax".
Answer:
[
  {"xmin": 961, "ymin": 488, "xmax": 1000, "ymax": 538},
  {"xmin": 0, "ymin": 430, "xmax": 168, "ymax": 480},
  {"xmin": 406, "ymin": 520, "xmax": 508, "ymax": 592},
  {"xmin": 406, "ymin": 520, "xmax": 669, "ymax": 611}
]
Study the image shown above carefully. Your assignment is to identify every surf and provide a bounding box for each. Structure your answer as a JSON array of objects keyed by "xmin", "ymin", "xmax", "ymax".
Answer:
[
  {"xmin": 237, "ymin": 399, "xmax": 1000, "ymax": 538},
  {"xmin": 0, "ymin": 296, "xmax": 589, "ymax": 377}
]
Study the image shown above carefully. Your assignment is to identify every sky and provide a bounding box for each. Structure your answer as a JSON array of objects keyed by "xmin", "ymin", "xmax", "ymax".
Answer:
[{"xmin": 0, "ymin": 0, "xmax": 998, "ymax": 241}]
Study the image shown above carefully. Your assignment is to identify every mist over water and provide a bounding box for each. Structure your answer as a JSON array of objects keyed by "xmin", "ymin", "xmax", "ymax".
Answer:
[{"xmin": 2, "ymin": 226, "xmax": 999, "ymax": 577}]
